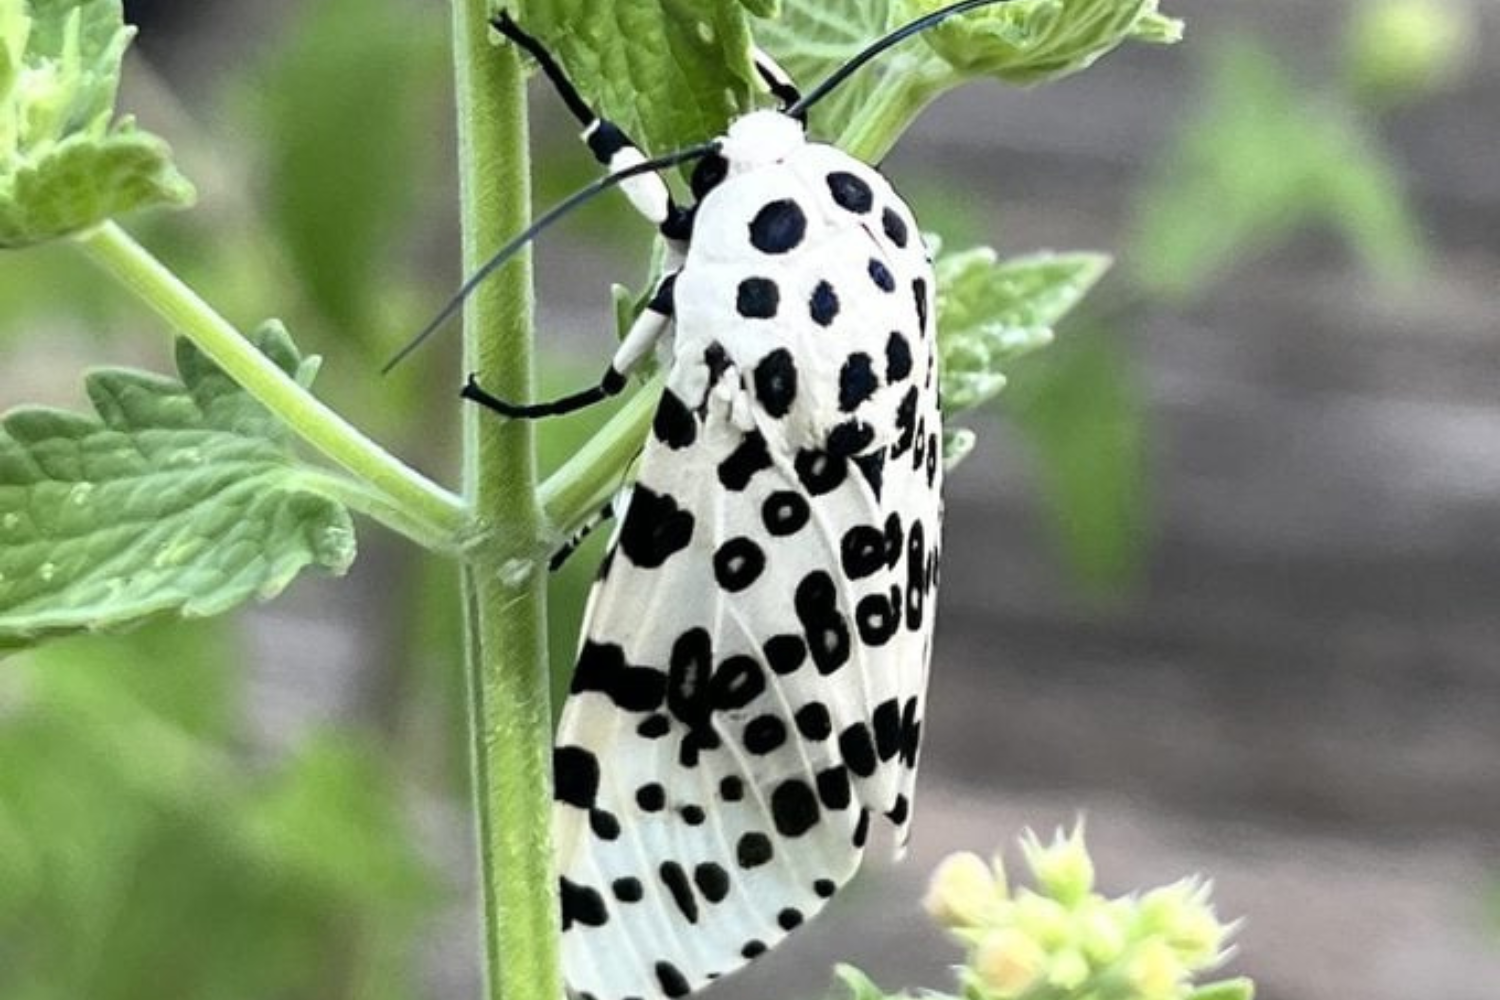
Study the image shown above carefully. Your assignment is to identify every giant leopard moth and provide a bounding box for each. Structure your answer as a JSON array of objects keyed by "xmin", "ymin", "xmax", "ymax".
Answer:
[{"xmin": 398, "ymin": 3, "xmax": 1021, "ymax": 998}]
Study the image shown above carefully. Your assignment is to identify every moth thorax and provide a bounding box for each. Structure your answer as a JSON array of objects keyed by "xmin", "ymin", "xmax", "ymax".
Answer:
[{"xmin": 719, "ymin": 109, "xmax": 805, "ymax": 173}]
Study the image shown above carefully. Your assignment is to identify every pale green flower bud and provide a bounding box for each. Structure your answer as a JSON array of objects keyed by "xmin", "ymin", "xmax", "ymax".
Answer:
[
  {"xmin": 974, "ymin": 928, "xmax": 1046, "ymax": 997},
  {"xmin": 925, "ymin": 851, "xmax": 998, "ymax": 929},
  {"xmin": 1346, "ymin": 0, "xmax": 1474, "ymax": 106},
  {"xmin": 1021, "ymin": 823, "xmax": 1095, "ymax": 905},
  {"xmin": 1126, "ymin": 939, "xmax": 1186, "ymax": 999}
]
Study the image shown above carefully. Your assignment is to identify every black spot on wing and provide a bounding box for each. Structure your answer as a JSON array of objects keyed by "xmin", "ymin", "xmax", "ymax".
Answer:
[
  {"xmin": 809, "ymin": 280, "xmax": 840, "ymax": 327},
  {"xmin": 867, "ymin": 257, "xmax": 895, "ymax": 292},
  {"xmin": 652, "ymin": 389, "xmax": 697, "ymax": 449},
  {"xmin": 795, "ymin": 450, "xmax": 848, "ymax": 496},
  {"xmin": 659, "ymin": 861, "xmax": 699, "ymax": 924},
  {"xmin": 764, "ymin": 634, "xmax": 808, "ymax": 675},
  {"xmin": 763, "ymin": 491, "xmax": 811, "ymax": 536},
  {"xmin": 560, "ymin": 877, "xmax": 608, "ymax": 929},
  {"xmin": 840, "ymin": 525, "xmax": 885, "ymax": 580},
  {"xmin": 714, "ymin": 536, "xmax": 766, "ymax": 592},
  {"xmin": 553, "ymin": 745, "xmax": 600, "ymax": 809},
  {"xmin": 770, "ymin": 778, "xmax": 820, "ymax": 837},
  {"xmin": 795, "ymin": 702, "xmax": 832, "ymax": 740},
  {"xmin": 636, "ymin": 783, "xmax": 666, "ymax": 812},
  {"xmin": 839, "ymin": 353, "xmax": 878, "ymax": 412},
  {"xmin": 656, "ymin": 962, "xmax": 691, "ymax": 999},
  {"xmin": 737, "ymin": 831, "xmax": 773, "ymax": 869},
  {"xmin": 743, "ymin": 714, "xmax": 788, "ymax": 755},
  {"xmin": 737, "ymin": 277, "xmax": 780, "ymax": 319},
  {"xmin": 816, "ymin": 765, "xmax": 851, "ymax": 810},
  {"xmin": 694, "ymin": 863, "xmax": 731, "ymax": 904},
  {"xmin": 748, "ymin": 199, "xmax": 807, "ymax": 254},
  {"xmin": 710, "ymin": 655, "xmax": 766, "ymax": 712},
  {"xmin": 873, "ymin": 698, "xmax": 903, "ymax": 761},
  {"xmin": 855, "ymin": 591, "xmax": 900, "ymax": 646},
  {"xmin": 886, "ymin": 331, "xmax": 913, "ymax": 382},
  {"xmin": 839, "ymin": 722, "xmax": 878, "ymax": 778},
  {"xmin": 828, "ymin": 420, "xmax": 875, "ymax": 458},
  {"xmin": 612, "ymin": 877, "xmax": 644, "ymax": 903},
  {"xmin": 618, "ymin": 486, "xmax": 694, "ymax": 569},
  {"xmin": 719, "ymin": 431, "xmax": 772, "ymax": 491},
  {"xmin": 827, "ymin": 171, "xmax": 873, "ymax": 213},
  {"xmin": 753, "ymin": 348, "xmax": 798, "ymax": 418},
  {"xmin": 571, "ymin": 641, "xmax": 666, "ymax": 712},
  {"xmin": 795, "ymin": 571, "xmax": 851, "ymax": 675},
  {"xmin": 882, "ymin": 206, "xmax": 909, "ymax": 247}
]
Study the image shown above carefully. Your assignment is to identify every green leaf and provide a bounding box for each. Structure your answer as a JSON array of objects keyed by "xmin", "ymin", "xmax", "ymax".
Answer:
[
  {"xmin": 937, "ymin": 247, "xmax": 1111, "ymax": 416},
  {"xmin": 1131, "ymin": 35, "xmax": 1424, "ymax": 299},
  {"xmin": 1005, "ymin": 321, "xmax": 1148, "ymax": 591},
  {"xmin": 918, "ymin": 0, "xmax": 1183, "ymax": 85},
  {"xmin": 756, "ymin": 0, "xmax": 900, "ymax": 138},
  {"xmin": 0, "ymin": 322, "xmax": 356, "ymax": 649},
  {"xmin": 0, "ymin": 0, "xmax": 193, "ymax": 246},
  {"xmin": 518, "ymin": 0, "xmax": 770, "ymax": 151}
]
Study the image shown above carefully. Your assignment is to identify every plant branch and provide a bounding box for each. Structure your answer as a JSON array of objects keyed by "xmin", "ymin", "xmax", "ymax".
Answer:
[
  {"xmin": 74, "ymin": 221, "xmax": 469, "ymax": 548},
  {"xmin": 449, "ymin": 4, "xmax": 562, "ymax": 1000}
]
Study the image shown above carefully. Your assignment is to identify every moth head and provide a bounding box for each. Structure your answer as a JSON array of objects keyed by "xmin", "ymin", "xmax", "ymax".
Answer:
[{"xmin": 718, "ymin": 110, "xmax": 806, "ymax": 173}]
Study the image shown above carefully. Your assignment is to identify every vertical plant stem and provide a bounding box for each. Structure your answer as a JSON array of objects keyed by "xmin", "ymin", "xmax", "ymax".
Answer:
[{"xmin": 450, "ymin": 3, "xmax": 560, "ymax": 1000}]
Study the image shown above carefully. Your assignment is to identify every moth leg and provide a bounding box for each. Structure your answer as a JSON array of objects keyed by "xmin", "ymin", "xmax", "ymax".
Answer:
[
  {"xmin": 462, "ymin": 272, "xmax": 677, "ymax": 420},
  {"xmin": 492, "ymin": 10, "xmax": 693, "ymax": 243},
  {"xmin": 753, "ymin": 46, "xmax": 803, "ymax": 110},
  {"xmin": 547, "ymin": 498, "xmax": 618, "ymax": 572}
]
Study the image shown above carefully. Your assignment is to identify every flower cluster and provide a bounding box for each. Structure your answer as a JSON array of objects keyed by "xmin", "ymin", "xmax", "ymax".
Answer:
[{"xmin": 921, "ymin": 825, "xmax": 1251, "ymax": 1000}]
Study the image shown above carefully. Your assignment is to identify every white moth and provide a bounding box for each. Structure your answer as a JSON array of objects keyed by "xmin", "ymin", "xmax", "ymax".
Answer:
[{"xmin": 445, "ymin": 5, "xmax": 1011, "ymax": 998}]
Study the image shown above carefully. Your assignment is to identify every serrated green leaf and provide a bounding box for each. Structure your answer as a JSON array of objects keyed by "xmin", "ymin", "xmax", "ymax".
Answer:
[
  {"xmin": 937, "ymin": 247, "xmax": 1110, "ymax": 415},
  {"xmin": 0, "ymin": 0, "xmax": 192, "ymax": 246},
  {"xmin": 0, "ymin": 128, "xmax": 192, "ymax": 246},
  {"xmin": 518, "ymin": 0, "xmax": 767, "ymax": 152},
  {"xmin": 0, "ymin": 322, "xmax": 356, "ymax": 649},
  {"xmin": 918, "ymin": 0, "xmax": 1183, "ymax": 85}
]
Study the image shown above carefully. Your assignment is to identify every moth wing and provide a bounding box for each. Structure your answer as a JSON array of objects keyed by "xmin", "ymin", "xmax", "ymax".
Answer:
[{"xmin": 553, "ymin": 371, "xmax": 940, "ymax": 1000}]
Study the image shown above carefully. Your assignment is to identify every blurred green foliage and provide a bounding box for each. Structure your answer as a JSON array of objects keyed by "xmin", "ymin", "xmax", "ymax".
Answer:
[{"xmin": 0, "ymin": 622, "xmax": 431, "ymax": 1000}]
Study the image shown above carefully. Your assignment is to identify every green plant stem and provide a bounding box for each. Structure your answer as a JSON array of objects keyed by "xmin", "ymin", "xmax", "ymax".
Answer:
[
  {"xmin": 450, "ymin": 4, "xmax": 561, "ymax": 1000},
  {"xmin": 74, "ymin": 221, "xmax": 469, "ymax": 547},
  {"xmin": 537, "ymin": 380, "xmax": 658, "ymax": 534},
  {"xmin": 838, "ymin": 63, "xmax": 949, "ymax": 161}
]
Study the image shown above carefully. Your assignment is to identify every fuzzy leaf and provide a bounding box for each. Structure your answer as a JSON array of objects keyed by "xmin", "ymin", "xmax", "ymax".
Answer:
[
  {"xmin": 0, "ymin": 0, "xmax": 192, "ymax": 246},
  {"xmin": 937, "ymin": 247, "xmax": 1111, "ymax": 416},
  {"xmin": 755, "ymin": 0, "xmax": 899, "ymax": 138},
  {"xmin": 516, "ymin": 0, "xmax": 771, "ymax": 151},
  {"xmin": 0, "ymin": 323, "xmax": 355, "ymax": 649},
  {"xmin": 918, "ymin": 0, "xmax": 1183, "ymax": 85}
]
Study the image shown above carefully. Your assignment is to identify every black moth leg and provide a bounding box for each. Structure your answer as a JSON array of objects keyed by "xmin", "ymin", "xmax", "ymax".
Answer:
[
  {"xmin": 547, "ymin": 499, "xmax": 617, "ymax": 572},
  {"xmin": 753, "ymin": 47, "xmax": 803, "ymax": 112},
  {"xmin": 492, "ymin": 10, "xmax": 693, "ymax": 241},
  {"xmin": 462, "ymin": 369, "xmax": 627, "ymax": 421},
  {"xmin": 462, "ymin": 271, "xmax": 678, "ymax": 422}
]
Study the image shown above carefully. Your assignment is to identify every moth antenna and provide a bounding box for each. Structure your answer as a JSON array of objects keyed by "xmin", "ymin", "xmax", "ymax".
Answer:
[
  {"xmin": 788, "ymin": 0, "xmax": 1021, "ymax": 119},
  {"xmin": 383, "ymin": 140, "xmax": 720, "ymax": 374}
]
